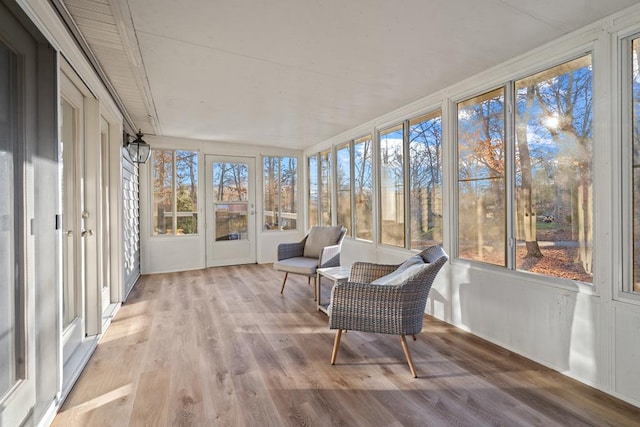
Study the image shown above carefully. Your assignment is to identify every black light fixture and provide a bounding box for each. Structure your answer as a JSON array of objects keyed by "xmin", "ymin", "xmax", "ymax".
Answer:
[{"xmin": 123, "ymin": 129, "xmax": 151, "ymax": 164}]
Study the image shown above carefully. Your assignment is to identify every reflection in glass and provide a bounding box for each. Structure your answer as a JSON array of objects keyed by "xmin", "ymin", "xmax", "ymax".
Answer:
[
  {"xmin": 215, "ymin": 204, "xmax": 248, "ymax": 241},
  {"xmin": 633, "ymin": 39, "xmax": 640, "ymax": 291},
  {"xmin": 320, "ymin": 150, "xmax": 332, "ymax": 226},
  {"xmin": 354, "ymin": 136, "xmax": 373, "ymax": 241},
  {"xmin": 457, "ymin": 88, "xmax": 505, "ymax": 266},
  {"xmin": 409, "ymin": 112, "xmax": 443, "ymax": 249},
  {"xmin": 514, "ymin": 55, "xmax": 592, "ymax": 283},
  {"xmin": 308, "ymin": 155, "xmax": 318, "ymax": 227},
  {"xmin": 336, "ymin": 143, "xmax": 351, "ymax": 234},
  {"xmin": 379, "ymin": 125, "xmax": 404, "ymax": 247}
]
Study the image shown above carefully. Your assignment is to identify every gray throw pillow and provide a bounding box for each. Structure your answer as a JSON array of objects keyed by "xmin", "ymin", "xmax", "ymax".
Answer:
[
  {"xmin": 396, "ymin": 254, "xmax": 424, "ymax": 271},
  {"xmin": 370, "ymin": 263, "xmax": 426, "ymax": 286},
  {"xmin": 303, "ymin": 225, "xmax": 342, "ymax": 258}
]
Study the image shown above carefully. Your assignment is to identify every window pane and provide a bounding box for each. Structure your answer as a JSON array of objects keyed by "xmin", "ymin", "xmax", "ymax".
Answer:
[
  {"xmin": 320, "ymin": 150, "xmax": 332, "ymax": 226},
  {"xmin": 633, "ymin": 39, "xmax": 640, "ymax": 292},
  {"xmin": 379, "ymin": 124, "xmax": 405, "ymax": 247},
  {"xmin": 634, "ymin": 167, "xmax": 640, "ymax": 292},
  {"xmin": 152, "ymin": 150, "xmax": 174, "ymax": 235},
  {"xmin": 308, "ymin": 155, "xmax": 318, "ymax": 227},
  {"xmin": 264, "ymin": 156, "xmax": 297, "ymax": 231},
  {"xmin": 264, "ymin": 157, "xmax": 279, "ymax": 229},
  {"xmin": 213, "ymin": 162, "xmax": 248, "ymax": 201},
  {"xmin": 215, "ymin": 204, "xmax": 248, "ymax": 241},
  {"xmin": 175, "ymin": 150, "xmax": 198, "ymax": 235},
  {"xmin": 336, "ymin": 143, "xmax": 351, "ymax": 234},
  {"xmin": 457, "ymin": 88, "xmax": 506, "ymax": 265},
  {"xmin": 280, "ymin": 157, "xmax": 297, "ymax": 230},
  {"xmin": 515, "ymin": 55, "xmax": 593, "ymax": 283},
  {"xmin": 409, "ymin": 112, "xmax": 443, "ymax": 249},
  {"xmin": 354, "ymin": 136, "xmax": 373, "ymax": 241}
]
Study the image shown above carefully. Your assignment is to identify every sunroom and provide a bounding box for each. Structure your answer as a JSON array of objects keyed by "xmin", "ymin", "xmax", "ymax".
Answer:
[{"xmin": 3, "ymin": 0, "xmax": 640, "ymax": 425}]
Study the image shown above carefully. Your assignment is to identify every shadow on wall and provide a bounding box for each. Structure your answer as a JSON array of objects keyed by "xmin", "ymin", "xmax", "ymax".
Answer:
[
  {"xmin": 426, "ymin": 288, "xmax": 451, "ymax": 322},
  {"xmin": 458, "ymin": 269, "xmax": 578, "ymax": 372}
]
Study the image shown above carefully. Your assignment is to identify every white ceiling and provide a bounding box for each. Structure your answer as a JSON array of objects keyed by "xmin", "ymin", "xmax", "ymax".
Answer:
[{"xmin": 67, "ymin": 0, "xmax": 640, "ymax": 149}]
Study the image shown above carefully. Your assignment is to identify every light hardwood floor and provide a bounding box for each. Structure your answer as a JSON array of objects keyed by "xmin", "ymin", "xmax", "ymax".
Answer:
[{"xmin": 53, "ymin": 264, "xmax": 640, "ymax": 426}]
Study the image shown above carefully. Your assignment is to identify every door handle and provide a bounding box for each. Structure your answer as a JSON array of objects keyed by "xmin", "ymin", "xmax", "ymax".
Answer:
[
  {"xmin": 81, "ymin": 229, "xmax": 94, "ymax": 237},
  {"xmin": 66, "ymin": 230, "xmax": 73, "ymax": 237}
]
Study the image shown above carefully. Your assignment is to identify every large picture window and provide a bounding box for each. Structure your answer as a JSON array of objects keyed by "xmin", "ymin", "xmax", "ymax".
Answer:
[
  {"xmin": 515, "ymin": 55, "xmax": 593, "ymax": 283},
  {"xmin": 263, "ymin": 156, "xmax": 297, "ymax": 231},
  {"xmin": 455, "ymin": 55, "xmax": 593, "ymax": 284},
  {"xmin": 379, "ymin": 124, "xmax": 405, "ymax": 247},
  {"xmin": 409, "ymin": 112, "xmax": 443, "ymax": 249},
  {"xmin": 457, "ymin": 88, "xmax": 506, "ymax": 266},
  {"xmin": 152, "ymin": 149, "xmax": 198, "ymax": 235}
]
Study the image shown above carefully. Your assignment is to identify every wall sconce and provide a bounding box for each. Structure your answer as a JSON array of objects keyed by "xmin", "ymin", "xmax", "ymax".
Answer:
[{"xmin": 123, "ymin": 129, "xmax": 151, "ymax": 164}]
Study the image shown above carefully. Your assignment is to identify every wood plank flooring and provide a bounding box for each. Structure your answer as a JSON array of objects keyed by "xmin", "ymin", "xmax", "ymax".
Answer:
[{"xmin": 53, "ymin": 264, "xmax": 640, "ymax": 426}]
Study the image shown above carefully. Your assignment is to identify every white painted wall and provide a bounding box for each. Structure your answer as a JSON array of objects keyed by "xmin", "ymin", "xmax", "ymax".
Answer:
[
  {"xmin": 312, "ymin": 6, "xmax": 640, "ymax": 408},
  {"xmin": 139, "ymin": 135, "xmax": 304, "ymax": 274}
]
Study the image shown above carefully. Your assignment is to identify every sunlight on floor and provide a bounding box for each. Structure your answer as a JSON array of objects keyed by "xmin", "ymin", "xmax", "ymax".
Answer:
[
  {"xmin": 98, "ymin": 313, "xmax": 151, "ymax": 343},
  {"xmin": 65, "ymin": 383, "xmax": 134, "ymax": 414}
]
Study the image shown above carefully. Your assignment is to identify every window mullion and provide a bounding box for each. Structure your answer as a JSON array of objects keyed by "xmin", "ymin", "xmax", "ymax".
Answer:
[
  {"xmin": 403, "ymin": 120, "xmax": 411, "ymax": 249},
  {"xmin": 505, "ymin": 82, "xmax": 516, "ymax": 270}
]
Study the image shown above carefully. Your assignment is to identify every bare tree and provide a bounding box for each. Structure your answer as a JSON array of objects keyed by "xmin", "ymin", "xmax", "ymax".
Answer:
[
  {"xmin": 516, "ymin": 86, "xmax": 543, "ymax": 258},
  {"xmin": 534, "ymin": 63, "xmax": 593, "ymax": 273}
]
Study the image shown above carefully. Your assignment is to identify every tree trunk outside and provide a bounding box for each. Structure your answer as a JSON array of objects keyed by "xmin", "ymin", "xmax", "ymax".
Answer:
[{"xmin": 517, "ymin": 86, "xmax": 543, "ymax": 258}]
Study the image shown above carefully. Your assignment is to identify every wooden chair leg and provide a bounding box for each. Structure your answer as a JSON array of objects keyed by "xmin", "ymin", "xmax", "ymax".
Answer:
[
  {"xmin": 412, "ymin": 335, "xmax": 417, "ymax": 341},
  {"xmin": 331, "ymin": 330, "xmax": 343, "ymax": 365},
  {"xmin": 280, "ymin": 272, "xmax": 288, "ymax": 294},
  {"xmin": 400, "ymin": 335, "xmax": 417, "ymax": 378},
  {"xmin": 313, "ymin": 276, "xmax": 317, "ymax": 300},
  {"xmin": 314, "ymin": 275, "xmax": 318, "ymax": 301}
]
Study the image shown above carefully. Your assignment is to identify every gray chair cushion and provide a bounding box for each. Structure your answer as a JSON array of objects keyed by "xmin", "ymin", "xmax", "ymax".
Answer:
[
  {"xmin": 273, "ymin": 257, "xmax": 319, "ymax": 275},
  {"xmin": 303, "ymin": 225, "xmax": 342, "ymax": 258},
  {"xmin": 370, "ymin": 262, "xmax": 426, "ymax": 286}
]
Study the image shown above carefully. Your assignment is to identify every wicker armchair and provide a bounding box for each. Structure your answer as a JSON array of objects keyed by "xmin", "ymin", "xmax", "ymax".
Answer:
[
  {"xmin": 328, "ymin": 245, "xmax": 448, "ymax": 377},
  {"xmin": 274, "ymin": 225, "xmax": 347, "ymax": 297}
]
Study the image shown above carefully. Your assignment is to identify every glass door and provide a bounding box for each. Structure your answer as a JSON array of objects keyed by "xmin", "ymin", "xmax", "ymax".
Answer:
[
  {"xmin": 206, "ymin": 155, "xmax": 256, "ymax": 266},
  {"xmin": 60, "ymin": 73, "xmax": 87, "ymax": 365},
  {"xmin": 0, "ymin": 6, "xmax": 36, "ymax": 425}
]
